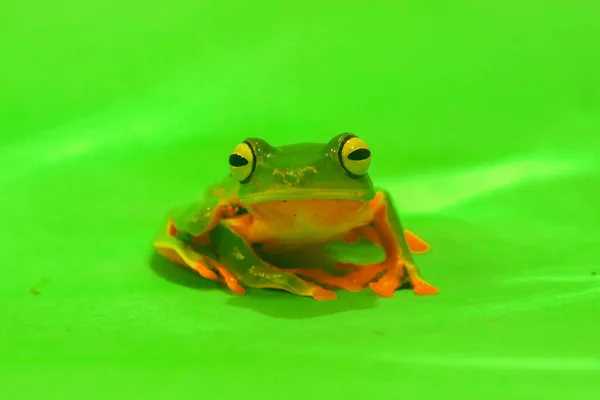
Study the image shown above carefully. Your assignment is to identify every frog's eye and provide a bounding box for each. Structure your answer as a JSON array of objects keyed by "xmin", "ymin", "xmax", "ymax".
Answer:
[
  {"xmin": 339, "ymin": 136, "xmax": 372, "ymax": 177},
  {"xmin": 229, "ymin": 141, "xmax": 256, "ymax": 183}
]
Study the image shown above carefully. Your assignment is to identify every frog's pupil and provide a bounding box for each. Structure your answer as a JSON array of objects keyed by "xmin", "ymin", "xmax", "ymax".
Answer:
[
  {"xmin": 229, "ymin": 154, "xmax": 249, "ymax": 167},
  {"xmin": 348, "ymin": 148, "xmax": 371, "ymax": 161}
]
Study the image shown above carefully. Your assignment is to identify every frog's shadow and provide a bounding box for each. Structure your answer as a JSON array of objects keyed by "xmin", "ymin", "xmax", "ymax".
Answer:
[{"xmin": 149, "ymin": 243, "xmax": 382, "ymax": 319}]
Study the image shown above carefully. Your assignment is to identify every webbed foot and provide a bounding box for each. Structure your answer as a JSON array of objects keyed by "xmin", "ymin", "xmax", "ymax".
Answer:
[
  {"xmin": 296, "ymin": 260, "xmax": 439, "ymax": 297},
  {"xmin": 403, "ymin": 262, "xmax": 439, "ymax": 295},
  {"xmin": 288, "ymin": 263, "xmax": 386, "ymax": 292},
  {"xmin": 367, "ymin": 260, "xmax": 439, "ymax": 297}
]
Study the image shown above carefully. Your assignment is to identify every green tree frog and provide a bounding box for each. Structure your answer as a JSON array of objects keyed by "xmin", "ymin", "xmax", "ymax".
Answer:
[{"xmin": 153, "ymin": 133, "xmax": 438, "ymax": 301}]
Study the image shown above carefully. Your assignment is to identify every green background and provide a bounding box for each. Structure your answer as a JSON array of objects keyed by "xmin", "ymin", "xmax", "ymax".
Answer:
[{"xmin": 2, "ymin": 1, "xmax": 599, "ymax": 398}]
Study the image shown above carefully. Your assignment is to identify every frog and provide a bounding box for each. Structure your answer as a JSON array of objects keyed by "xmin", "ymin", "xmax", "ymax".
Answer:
[{"xmin": 152, "ymin": 133, "xmax": 439, "ymax": 301}]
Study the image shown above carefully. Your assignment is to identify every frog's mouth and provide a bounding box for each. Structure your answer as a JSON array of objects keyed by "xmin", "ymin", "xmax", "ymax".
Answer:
[{"xmin": 240, "ymin": 188, "xmax": 375, "ymax": 204}]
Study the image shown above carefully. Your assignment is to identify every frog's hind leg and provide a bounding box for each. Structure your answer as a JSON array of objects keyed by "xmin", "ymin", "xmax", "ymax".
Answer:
[
  {"xmin": 153, "ymin": 225, "xmax": 223, "ymax": 284},
  {"xmin": 210, "ymin": 224, "xmax": 337, "ymax": 301},
  {"xmin": 321, "ymin": 226, "xmax": 431, "ymax": 293},
  {"xmin": 287, "ymin": 265, "xmax": 387, "ymax": 292}
]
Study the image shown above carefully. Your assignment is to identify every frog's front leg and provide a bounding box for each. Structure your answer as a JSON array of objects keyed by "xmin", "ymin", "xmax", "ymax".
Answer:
[
  {"xmin": 210, "ymin": 224, "xmax": 337, "ymax": 301},
  {"xmin": 343, "ymin": 224, "xmax": 431, "ymax": 254},
  {"xmin": 338, "ymin": 190, "xmax": 439, "ymax": 297}
]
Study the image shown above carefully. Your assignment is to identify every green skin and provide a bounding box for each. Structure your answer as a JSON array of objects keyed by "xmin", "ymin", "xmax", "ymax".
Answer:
[{"xmin": 153, "ymin": 133, "xmax": 437, "ymax": 300}]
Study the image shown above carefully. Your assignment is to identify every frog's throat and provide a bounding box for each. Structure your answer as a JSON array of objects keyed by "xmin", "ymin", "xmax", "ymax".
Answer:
[{"xmin": 239, "ymin": 188, "xmax": 375, "ymax": 204}]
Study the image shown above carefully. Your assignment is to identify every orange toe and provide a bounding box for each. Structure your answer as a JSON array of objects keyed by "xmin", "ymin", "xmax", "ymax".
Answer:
[
  {"xmin": 193, "ymin": 262, "xmax": 220, "ymax": 281},
  {"xmin": 412, "ymin": 280, "xmax": 439, "ymax": 295},
  {"xmin": 312, "ymin": 287, "xmax": 337, "ymax": 301},
  {"xmin": 209, "ymin": 261, "xmax": 246, "ymax": 295},
  {"xmin": 223, "ymin": 275, "xmax": 246, "ymax": 295},
  {"xmin": 369, "ymin": 282, "xmax": 395, "ymax": 298},
  {"xmin": 369, "ymin": 276, "xmax": 400, "ymax": 298}
]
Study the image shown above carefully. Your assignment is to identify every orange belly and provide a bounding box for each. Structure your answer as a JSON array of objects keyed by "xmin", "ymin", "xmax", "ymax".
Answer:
[{"xmin": 230, "ymin": 199, "xmax": 374, "ymax": 249}]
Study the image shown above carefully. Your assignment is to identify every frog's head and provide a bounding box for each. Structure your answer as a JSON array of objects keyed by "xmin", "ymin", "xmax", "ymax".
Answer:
[{"xmin": 227, "ymin": 133, "xmax": 376, "ymax": 204}]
